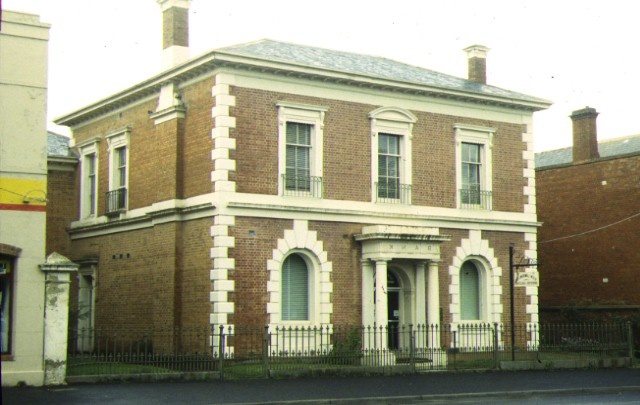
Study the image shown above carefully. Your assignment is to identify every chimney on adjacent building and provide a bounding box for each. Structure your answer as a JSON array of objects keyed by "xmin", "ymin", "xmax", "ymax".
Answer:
[
  {"xmin": 157, "ymin": 0, "xmax": 191, "ymax": 69},
  {"xmin": 464, "ymin": 45, "xmax": 490, "ymax": 84},
  {"xmin": 571, "ymin": 107, "xmax": 600, "ymax": 163}
]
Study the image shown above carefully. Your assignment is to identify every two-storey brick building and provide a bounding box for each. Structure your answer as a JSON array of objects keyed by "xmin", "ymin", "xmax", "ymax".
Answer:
[
  {"xmin": 55, "ymin": 1, "xmax": 550, "ymax": 354},
  {"xmin": 536, "ymin": 107, "xmax": 640, "ymax": 323}
]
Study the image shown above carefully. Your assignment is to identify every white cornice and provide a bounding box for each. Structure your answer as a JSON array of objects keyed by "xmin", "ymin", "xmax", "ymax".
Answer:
[
  {"xmin": 218, "ymin": 193, "xmax": 540, "ymax": 233},
  {"xmin": 55, "ymin": 48, "xmax": 551, "ymax": 129}
]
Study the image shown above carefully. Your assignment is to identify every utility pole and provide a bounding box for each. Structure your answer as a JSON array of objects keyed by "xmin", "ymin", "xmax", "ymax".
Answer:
[
  {"xmin": 509, "ymin": 245, "xmax": 515, "ymax": 361},
  {"xmin": 509, "ymin": 245, "xmax": 539, "ymax": 361}
]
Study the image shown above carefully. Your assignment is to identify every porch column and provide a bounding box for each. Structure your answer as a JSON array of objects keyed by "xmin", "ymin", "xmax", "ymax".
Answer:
[
  {"xmin": 373, "ymin": 259, "xmax": 388, "ymax": 345},
  {"xmin": 362, "ymin": 260, "xmax": 375, "ymax": 327},
  {"xmin": 427, "ymin": 260, "xmax": 440, "ymax": 327},
  {"xmin": 415, "ymin": 261, "xmax": 427, "ymax": 326}
]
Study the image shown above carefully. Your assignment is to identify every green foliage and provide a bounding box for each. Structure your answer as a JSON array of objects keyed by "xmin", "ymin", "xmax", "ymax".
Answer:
[{"xmin": 327, "ymin": 327, "xmax": 362, "ymax": 365}]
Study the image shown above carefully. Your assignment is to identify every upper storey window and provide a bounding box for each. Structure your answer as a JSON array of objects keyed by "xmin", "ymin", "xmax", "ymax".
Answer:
[
  {"xmin": 455, "ymin": 124, "xmax": 495, "ymax": 210},
  {"xmin": 277, "ymin": 102, "xmax": 327, "ymax": 198},
  {"xmin": 461, "ymin": 142, "xmax": 481, "ymax": 204},
  {"xmin": 369, "ymin": 107, "xmax": 416, "ymax": 204},
  {"xmin": 77, "ymin": 138, "xmax": 100, "ymax": 218},
  {"xmin": 106, "ymin": 127, "xmax": 131, "ymax": 215},
  {"xmin": 285, "ymin": 122, "xmax": 312, "ymax": 194},
  {"xmin": 377, "ymin": 133, "xmax": 401, "ymax": 200}
]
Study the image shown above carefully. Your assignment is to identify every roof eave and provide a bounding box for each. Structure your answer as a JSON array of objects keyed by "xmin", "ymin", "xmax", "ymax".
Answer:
[{"xmin": 55, "ymin": 50, "xmax": 551, "ymax": 128}]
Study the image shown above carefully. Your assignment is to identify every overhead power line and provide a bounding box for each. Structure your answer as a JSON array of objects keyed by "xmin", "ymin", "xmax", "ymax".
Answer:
[{"xmin": 539, "ymin": 210, "xmax": 640, "ymax": 244}]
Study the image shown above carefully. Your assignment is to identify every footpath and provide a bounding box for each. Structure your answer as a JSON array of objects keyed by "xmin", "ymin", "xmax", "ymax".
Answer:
[{"xmin": 3, "ymin": 368, "xmax": 640, "ymax": 405}]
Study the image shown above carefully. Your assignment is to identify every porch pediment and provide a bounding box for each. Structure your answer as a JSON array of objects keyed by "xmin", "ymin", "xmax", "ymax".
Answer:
[{"xmin": 354, "ymin": 225, "xmax": 451, "ymax": 261}]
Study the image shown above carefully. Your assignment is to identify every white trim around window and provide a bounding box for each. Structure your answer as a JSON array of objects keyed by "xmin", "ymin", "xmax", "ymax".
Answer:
[
  {"xmin": 454, "ymin": 124, "xmax": 495, "ymax": 209},
  {"xmin": 277, "ymin": 102, "xmax": 327, "ymax": 198},
  {"xmin": 369, "ymin": 107, "xmax": 416, "ymax": 204},
  {"xmin": 106, "ymin": 126, "xmax": 131, "ymax": 212},
  {"xmin": 267, "ymin": 220, "xmax": 333, "ymax": 327},
  {"xmin": 77, "ymin": 137, "xmax": 100, "ymax": 218}
]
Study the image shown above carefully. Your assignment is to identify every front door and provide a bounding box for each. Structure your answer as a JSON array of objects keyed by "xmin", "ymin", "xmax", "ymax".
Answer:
[{"xmin": 387, "ymin": 271, "xmax": 400, "ymax": 349}]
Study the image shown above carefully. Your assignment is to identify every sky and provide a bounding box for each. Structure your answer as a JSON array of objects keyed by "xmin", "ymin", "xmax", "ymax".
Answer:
[{"xmin": 4, "ymin": 0, "xmax": 640, "ymax": 151}]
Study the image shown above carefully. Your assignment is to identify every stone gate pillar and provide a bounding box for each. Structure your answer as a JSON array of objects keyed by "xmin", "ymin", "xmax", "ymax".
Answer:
[{"xmin": 40, "ymin": 252, "xmax": 78, "ymax": 385}]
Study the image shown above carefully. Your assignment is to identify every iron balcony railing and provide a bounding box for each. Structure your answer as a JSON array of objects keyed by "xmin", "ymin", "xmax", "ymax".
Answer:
[
  {"xmin": 459, "ymin": 188, "xmax": 492, "ymax": 210},
  {"xmin": 375, "ymin": 182, "xmax": 411, "ymax": 204},
  {"xmin": 105, "ymin": 187, "xmax": 127, "ymax": 215},
  {"xmin": 282, "ymin": 174, "xmax": 323, "ymax": 198}
]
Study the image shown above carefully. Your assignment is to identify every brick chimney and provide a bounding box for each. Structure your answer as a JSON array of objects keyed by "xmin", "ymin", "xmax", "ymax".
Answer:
[
  {"xmin": 571, "ymin": 107, "xmax": 600, "ymax": 163},
  {"xmin": 464, "ymin": 45, "xmax": 490, "ymax": 84},
  {"xmin": 157, "ymin": 0, "xmax": 191, "ymax": 69}
]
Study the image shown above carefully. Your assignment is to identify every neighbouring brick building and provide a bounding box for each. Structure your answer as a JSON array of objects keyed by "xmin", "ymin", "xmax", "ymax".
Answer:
[
  {"xmin": 536, "ymin": 107, "xmax": 640, "ymax": 322},
  {"xmin": 54, "ymin": 0, "xmax": 550, "ymax": 356}
]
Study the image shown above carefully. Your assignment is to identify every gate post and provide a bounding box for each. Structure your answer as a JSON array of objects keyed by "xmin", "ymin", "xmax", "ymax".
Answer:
[
  {"xmin": 493, "ymin": 322, "xmax": 500, "ymax": 370},
  {"xmin": 627, "ymin": 321, "xmax": 634, "ymax": 366},
  {"xmin": 409, "ymin": 324, "xmax": 415, "ymax": 370},
  {"xmin": 40, "ymin": 253, "xmax": 78, "ymax": 385},
  {"xmin": 263, "ymin": 325, "xmax": 270, "ymax": 378},
  {"xmin": 218, "ymin": 325, "xmax": 225, "ymax": 380}
]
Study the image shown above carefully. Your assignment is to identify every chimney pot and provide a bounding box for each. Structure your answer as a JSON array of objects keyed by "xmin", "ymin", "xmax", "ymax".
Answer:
[
  {"xmin": 464, "ymin": 45, "xmax": 490, "ymax": 84},
  {"xmin": 570, "ymin": 106, "xmax": 600, "ymax": 163}
]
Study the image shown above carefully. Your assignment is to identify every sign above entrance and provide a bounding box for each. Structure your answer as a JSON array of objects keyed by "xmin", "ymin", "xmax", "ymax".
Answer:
[{"xmin": 355, "ymin": 225, "xmax": 451, "ymax": 261}]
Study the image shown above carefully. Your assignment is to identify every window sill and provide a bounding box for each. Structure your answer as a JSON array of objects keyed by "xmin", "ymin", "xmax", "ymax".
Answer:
[{"xmin": 1, "ymin": 354, "xmax": 15, "ymax": 362}]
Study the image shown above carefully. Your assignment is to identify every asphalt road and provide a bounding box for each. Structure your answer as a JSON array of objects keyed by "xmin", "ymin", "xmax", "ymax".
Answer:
[{"xmin": 3, "ymin": 368, "xmax": 640, "ymax": 405}]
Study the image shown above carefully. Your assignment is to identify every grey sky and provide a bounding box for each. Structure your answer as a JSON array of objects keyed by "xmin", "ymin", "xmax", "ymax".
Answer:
[{"xmin": 5, "ymin": 0, "xmax": 639, "ymax": 151}]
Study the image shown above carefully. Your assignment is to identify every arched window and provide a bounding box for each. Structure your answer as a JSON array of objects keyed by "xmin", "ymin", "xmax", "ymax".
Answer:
[
  {"xmin": 282, "ymin": 254, "xmax": 309, "ymax": 321},
  {"xmin": 460, "ymin": 261, "xmax": 480, "ymax": 320}
]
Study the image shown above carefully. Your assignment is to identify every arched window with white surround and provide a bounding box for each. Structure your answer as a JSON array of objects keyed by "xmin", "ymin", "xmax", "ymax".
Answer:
[{"xmin": 267, "ymin": 220, "xmax": 332, "ymax": 327}]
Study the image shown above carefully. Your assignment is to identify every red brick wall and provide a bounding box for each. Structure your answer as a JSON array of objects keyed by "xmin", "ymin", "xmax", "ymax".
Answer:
[
  {"xmin": 182, "ymin": 77, "xmax": 215, "ymax": 198},
  {"xmin": 70, "ymin": 77, "xmax": 214, "ymax": 218},
  {"xmin": 311, "ymin": 221, "xmax": 364, "ymax": 326},
  {"xmin": 230, "ymin": 217, "xmax": 529, "ymax": 327},
  {"xmin": 232, "ymin": 217, "xmax": 293, "ymax": 326},
  {"xmin": 46, "ymin": 168, "xmax": 77, "ymax": 256},
  {"xmin": 537, "ymin": 155, "xmax": 640, "ymax": 307},
  {"xmin": 231, "ymin": 86, "xmax": 527, "ymax": 211},
  {"xmin": 68, "ymin": 217, "xmax": 212, "ymax": 330}
]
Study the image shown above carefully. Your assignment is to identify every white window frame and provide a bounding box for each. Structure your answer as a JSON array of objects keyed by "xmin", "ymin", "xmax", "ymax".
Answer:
[
  {"xmin": 369, "ymin": 107, "xmax": 416, "ymax": 204},
  {"xmin": 77, "ymin": 138, "xmax": 100, "ymax": 218},
  {"xmin": 106, "ymin": 127, "xmax": 131, "ymax": 211},
  {"xmin": 454, "ymin": 124, "xmax": 495, "ymax": 208},
  {"xmin": 277, "ymin": 102, "xmax": 327, "ymax": 197}
]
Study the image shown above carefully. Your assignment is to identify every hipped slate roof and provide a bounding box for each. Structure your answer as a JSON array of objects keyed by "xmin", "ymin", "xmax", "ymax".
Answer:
[
  {"xmin": 55, "ymin": 39, "xmax": 551, "ymax": 127},
  {"xmin": 219, "ymin": 39, "xmax": 549, "ymax": 105},
  {"xmin": 535, "ymin": 134, "xmax": 640, "ymax": 168}
]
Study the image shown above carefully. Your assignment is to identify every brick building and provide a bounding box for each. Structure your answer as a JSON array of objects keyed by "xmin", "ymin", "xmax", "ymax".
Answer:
[
  {"xmin": 54, "ymin": 1, "xmax": 550, "ymax": 354},
  {"xmin": 536, "ymin": 107, "xmax": 640, "ymax": 322}
]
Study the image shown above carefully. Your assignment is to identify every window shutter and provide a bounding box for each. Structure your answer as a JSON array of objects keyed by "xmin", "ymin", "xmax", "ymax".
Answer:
[
  {"xmin": 460, "ymin": 262, "xmax": 480, "ymax": 320},
  {"xmin": 282, "ymin": 254, "xmax": 309, "ymax": 321}
]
